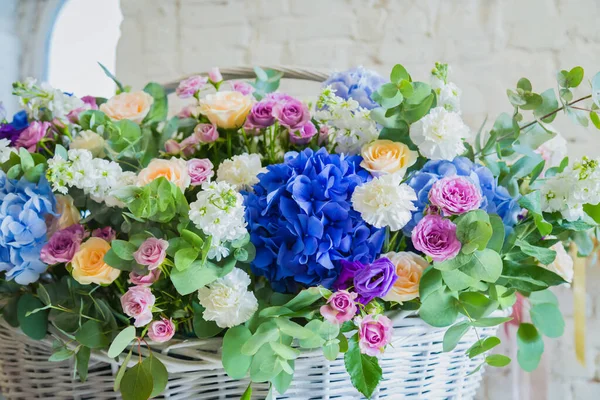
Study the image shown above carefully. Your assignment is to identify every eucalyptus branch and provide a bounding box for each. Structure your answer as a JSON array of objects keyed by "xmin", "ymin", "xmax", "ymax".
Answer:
[{"xmin": 520, "ymin": 94, "xmax": 592, "ymax": 130}]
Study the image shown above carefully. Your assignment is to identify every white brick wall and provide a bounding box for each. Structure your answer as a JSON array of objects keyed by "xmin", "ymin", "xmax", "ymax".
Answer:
[{"xmin": 116, "ymin": 1, "xmax": 600, "ymax": 398}]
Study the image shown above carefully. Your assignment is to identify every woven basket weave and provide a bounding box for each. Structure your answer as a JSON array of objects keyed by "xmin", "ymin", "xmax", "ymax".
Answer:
[{"xmin": 0, "ymin": 66, "xmax": 501, "ymax": 399}]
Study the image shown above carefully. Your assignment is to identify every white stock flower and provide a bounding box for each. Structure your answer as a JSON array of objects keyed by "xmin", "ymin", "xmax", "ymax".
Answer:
[
  {"xmin": 216, "ymin": 153, "xmax": 266, "ymax": 190},
  {"xmin": 189, "ymin": 180, "xmax": 247, "ymax": 243},
  {"xmin": 197, "ymin": 267, "xmax": 258, "ymax": 328},
  {"xmin": 351, "ymin": 174, "xmax": 417, "ymax": 231},
  {"xmin": 16, "ymin": 78, "xmax": 83, "ymax": 121},
  {"xmin": 0, "ymin": 139, "xmax": 16, "ymax": 163},
  {"xmin": 409, "ymin": 107, "xmax": 470, "ymax": 160}
]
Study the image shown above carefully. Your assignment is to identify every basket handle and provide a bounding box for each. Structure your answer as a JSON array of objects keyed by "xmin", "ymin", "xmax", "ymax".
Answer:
[{"xmin": 163, "ymin": 66, "xmax": 330, "ymax": 94}]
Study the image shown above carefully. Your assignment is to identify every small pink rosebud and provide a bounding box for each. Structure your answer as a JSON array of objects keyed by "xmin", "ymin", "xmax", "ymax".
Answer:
[
  {"xmin": 194, "ymin": 123, "xmax": 219, "ymax": 143},
  {"xmin": 147, "ymin": 317, "xmax": 175, "ymax": 343},
  {"xmin": 164, "ymin": 139, "xmax": 182, "ymax": 154},
  {"xmin": 187, "ymin": 158, "xmax": 214, "ymax": 186},
  {"xmin": 230, "ymin": 81, "xmax": 254, "ymax": 96},
  {"xmin": 319, "ymin": 290, "xmax": 357, "ymax": 324},
  {"xmin": 129, "ymin": 269, "xmax": 161, "ymax": 286},
  {"xmin": 133, "ymin": 237, "xmax": 169, "ymax": 270},
  {"xmin": 92, "ymin": 226, "xmax": 116, "ymax": 242},
  {"xmin": 357, "ymin": 314, "xmax": 393, "ymax": 356},
  {"xmin": 208, "ymin": 67, "xmax": 223, "ymax": 83},
  {"xmin": 176, "ymin": 75, "xmax": 208, "ymax": 99}
]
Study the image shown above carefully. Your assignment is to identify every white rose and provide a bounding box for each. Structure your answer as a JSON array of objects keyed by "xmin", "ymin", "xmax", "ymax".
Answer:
[
  {"xmin": 197, "ymin": 268, "xmax": 258, "ymax": 328},
  {"xmin": 409, "ymin": 107, "xmax": 470, "ymax": 160},
  {"xmin": 543, "ymin": 243, "xmax": 574, "ymax": 283},
  {"xmin": 70, "ymin": 130, "xmax": 105, "ymax": 157},
  {"xmin": 216, "ymin": 153, "xmax": 266, "ymax": 190}
]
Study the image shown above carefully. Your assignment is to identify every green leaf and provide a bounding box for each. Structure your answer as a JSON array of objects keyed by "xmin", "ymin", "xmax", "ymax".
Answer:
[
  {"xmin": 467, "ymin": 336, "xmax": 501, "ymax": 358},
  {"xmin": 517, "ymin": 192, "xmax": 552, "ymax": 236},
  {"xmin": 75, "ymin": 321, "xmax": 109, "ymax": 349},
  {"xmin": 461, "ymin": 249, "xmax": 503, "ymax": 283},
  {"xmin": 241, "ymin": 383, "xmax": 253, "ymax": 400},
  {"xmin": 592, "ymin": 72, "xmax": 600, "ymax": 108},
  {"xmin": 459, "ymin": 292, "xmax": 497, "ymax": 319},
  {"xmin": 378, "ymin": 83, "xmax": 400, "ymax": 99},
  {"xmin": 455, "ymin": 210, "xmax": 493, "ymax": 253},
  {"xmin": 108, "ymin": 326, "xmax": 136, "ymax": 358},
  {"xmin": 370, "ymin": 107, "xmax": 408, "ymax": 129},
  {"xmin": 222, "ymin": 325, "xmax": 253, "ymax": 379},
  {"xmin": 181, "ymin": 229, "xmax": 204, "ymax": 249},
  {"xmin": 517, "ymin": 323, "xmax": 544, "ymax": 372},
  {"xmin": 443, "ymin": 321, "xmax": 471, "ymax": 352},
  {"xmin": 566, "ymin": 66, "xmax": 584, "ymax": 88},
  {"xmin": 590, "ymin": 111, "xmax": 600, "ymax": 129},
  {"xmin": 192, "ymin": 303, "xmax": 223, "ymax": 339},
  {"xmin": 419, "ymin": 287, "xmax": 459, "ymax": 327},
  {"xmin": 76, "ymin": 346, "xmax": 91, "ymax": 382},
  {"xmin": 566, "ymin": 106, "xmax": 589, "ymax": 127},
  {"xmin": 170, "ymin": 260, "xmax": 219, "ymax": 295},
  {"xmin": 419, "ymin": 266, "xmax": 443, "ymax": 300},
  {"xmin": 49, "ymin": 347, "xmax": 75, "ymax": 362},
  {"xmin": 486, "ymin": 354, "xmax": 511, "ymax": 367},
  {"xmin": 274, "ymin": 318, "xmax": 316, "ymax": 340},
  {"xmin": 17, "ymin": 294, "xmax": 48, "ymax": 340},
  {"xmin": 344, "ymin": 335, "xmax": 382, "ymax": 399},
  {"xmin": 19, "ymin": 148, "xmax": 34, "ymax": 171},
  {"xmin": 7, "ymin": 164, "xmax": 22, "ymax": 179},
  {"xmin": 270, "ymin": 342, "xmax": 300, "ymax": 360},
  {"xmin": 534, "ymin": 89, "xmax": 559, "ymax": 123},
  {"xmin": 530, "ymin": 303, "xmax": 564, "ymax": 338},
  {"xmin": 441, "ymin": 269, "xmax": 478, "ymax": 291},
  {"xmin": 487, "ymin": 214, "xmax": 505, "ymax": 253},
  {"xmin": 120, "ymin": 363, "xmax": 153, "ymax": 400},
  {"xmin": 103, "ymin": 248, "xmax": 134, "ymax": 271},
  {"xmin": 142, "ymin": 82, "xmax": 168, "ymax": 124},
  {"xmin": 141, "ymin": 355, "xmax": 168, "ymax": 398},
  {"xmin": 470, "ymin": 317, "xmax": 512, "ymax": 327},
  {"xmin": 111, "ymin": 240, "xmax": 137, "ymax": 261},
  {"xmin": 249, "ymin": 343, "xmax": 281, "ymax": 383},
  {"xmin": 174, "ymin": 247, "xmax": 198, "ymax": 271},
  {"xmin": 390, "ymin": 64, "xmax": 410, "ymax": 83},
  {"xmin": 98, "ymin": 62, "xmax": 125, "ymax": 92},
  {"xmin": 529, "ymin": 289, "xmax": 558, "ymax": 306},
  {"xmin": 273, "ymin": 363, "xmax": 294, "ymax": 394},
  {"xmin": 241, "ymin": 322, "xmax": 280, "ymax": 356},
  {"xmin": 114, "ymin": 349, "xmax": 133, "ymax": 391},
  {"xmin": 283, "ymin": 287, "xmax": 328, "ymax": 311},
  {"xmin": 515, "ymin": 240, "xmax": 556, "ymax": 265},
  {"xmin": 298, "ymin": 320, "xmax": 326, "ymax": 349},
  {"xmin": 517, "ymin": 78, "xmax": 532, "ymax": 91}
]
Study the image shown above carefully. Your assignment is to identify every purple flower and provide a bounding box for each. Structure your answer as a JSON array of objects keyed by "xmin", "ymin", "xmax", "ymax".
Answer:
[
  {"xmin": 230, "ymin": 81, "xmax": 254, "ymax": 96},
  {"xmin": 15, "ymin": 121, "xmax": 51, "ymax": 152},
  {"xmin": 353, "ymin": 257, "xmax": 397, "ymax": 304},
  {"xmin": 335, "ymin": 259, "xmax": 365, "ymax": 291},
  {"xmin": 0, "ymin": 111, "xmax": 28, "ymax": 143},
  {"xmin": 246, "ymin": 100, "xmax": 276, "ymax": 129},
  {"xmin": 133, "ymin": 237, "xmax": 168, "ymax": 270},
  {"xmin": 289, "ymin": 122, "xmax": 317, "ymax": 145},
  {"xmin": 176, "ymin": 75, "xmax": 208, "ymax": 98},
  {"xmin": 40, "ymin": 224, "xmax": 85, "ymax": 264},
  {"xmin": 187, "ymin": 158, "xmax": 214, "ymax": 186},
  {"xmin": 429, "ymin": 176, "xmax": 482, "ymax": 215},
  {"xmin": 129, "ymin": 268, "xmax": 161, "ymax": 286},
  {"xmin": 92, "ymin": 226, "xmax": 116, "ymax": 242},
  {"xmin": 272, "ymin": 98, "xmax": 310, "ymax": 129},
  {"xmin": 147, "ymin": 317, "xmax": 175, "ymax": 342},
  {"xmin": 411, "ymin": 214, "xmax": 461, "ymax": 262}
]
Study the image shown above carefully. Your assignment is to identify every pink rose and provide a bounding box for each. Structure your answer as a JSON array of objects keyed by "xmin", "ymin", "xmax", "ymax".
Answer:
[
  {"xmin": 320, "ymin": 290, "xmax": 357, "ymax": 324},
  {"xmin": 120, "ymin": 286, "xmax": 155, "ymax": 327},
  {"xmin": 164, "ymin": 139, "xmax": 181, "ymax": 154},
  {"xmin": 177, "ymin": 105, "xmax": 199, "ymax": 119},
  {"xmin": 180, "ymin": 134, "xmax": 200, "ymax": 157},
  {"xmin": 429, "ymin": 176, "xmax": 482, "ymax": 215},
  {"xmin": 194, "ymin": 123, "xmax": 219, "ymax": 143},
  {"xmin": 66, "ymin": 96, "xmax": 98, "ymax": 123},
  {"xmin": 40, "ymin": 225, "xmax": 85, "ymax": 264},
  {"xmin": 176, "ymin": 75, "xmax": 208, "ymax": 99},
  {"xmin": 230, "ymin": 81, "xmax": 254, "ymax": 96},
  {"xmin": 188, "ymin": 158, "xmax": 214, "ymax": 186},
  {"xmin": 411, "ymin": 214, "xmax": 461, "ymax": 262},
  {"xmin": 133, "ymin": 238, "xmax": 169, "ymax": 270},
  {"xmin": 92, "ymin": 226, "xmax": 116, "ymax": 242},
  {"xmin": 289, "ymin": 122, "xmax": 317, "ymax": 145},
  {"xmin": 129, "ymin": 269, "xmax": 161, "ymax": 286},
  {"xmin": 272, "ymin": 98, "xmax": 310, "ymax": 129},
  {"xmin": 208, "ymin": 67, "xmax": 223, "ymax": 83},
  {"xmin": 15, "ymin": 121, "xmax": 51, "ymax": 151},
  {"xmin": 319, "ymin": 125, "xmax": 330, "ymax": 146},
  {"xmin": 147, "ymin": 317, "xmax": 175, "ymax": 343},
  {"xmin": 357, "ymin": 314, "xmax": 393, "ymax": 356}
]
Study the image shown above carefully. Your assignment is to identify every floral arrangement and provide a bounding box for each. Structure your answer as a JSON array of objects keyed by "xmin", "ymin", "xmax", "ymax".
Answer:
[{"xmin": 1, "ymin": 62, "xmax": 599, "ymax": 400}]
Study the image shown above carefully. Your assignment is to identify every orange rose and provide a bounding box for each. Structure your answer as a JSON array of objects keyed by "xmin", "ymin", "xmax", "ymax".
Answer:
[
  {"xmin": 100, "ymin": 91, "xmax": 154, "ymax": 124},
  {"xmin": 360, "ymin": 139, "xmax": 418, "ymax": 177},
  {"xmin": 71, "ymin": 238, "xmax": 120, "ymax": 285},
  {"xmin": 48, "ymin": 195, "xmax": 80, "ymax": 236},
  {"xmin": 382, "ymin": 251, "xmax": 428, "ymax": 303},
  {"xmin": 199, "ymin": 91, "xmax": 253, "ymax": 129},
  {"xmin": 137, "ymin": 158, "xmax": 191, "ymax": 191}
]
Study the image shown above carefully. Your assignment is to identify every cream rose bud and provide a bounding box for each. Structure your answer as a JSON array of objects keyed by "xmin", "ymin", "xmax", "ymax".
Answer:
[
  {"xmin": 360, "ymin": 139, "xmax": 418, "ymax": 177},
  {"xmin": 382, "ymin": 251, "xmax": 429, "ymax": 303},
  {"xmin": 70, "ymin": 130, "xmax": 105, "ymax": 157},
  {"xmin": 543, "ymin": 243, "xmax": 574, "ymax": 283},
  {"xmin": 199, "ymin": 91, "xmax": 253, "ymax": 129},
  {"xmin": 48, "ymin": 194, "xmax": 81, "ymax": 236},
  {"xmin": 100, "ymin": 91, "xmax": 154, "ymax": 124},
  {"xmin": 137, "ymin": 158, "xmax": 191, "ymax": 191},
  {"xmin": 71, "ymin": 237, "xmax": 121, "ymax": 285}
]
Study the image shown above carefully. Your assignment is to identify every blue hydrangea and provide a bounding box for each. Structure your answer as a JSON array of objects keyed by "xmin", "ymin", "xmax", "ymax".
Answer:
[
  {"xmin": 404, "ymin": 157, "xmax": 521, "ymax": 235},
  {"xmin": 322, "ymin": 67, "xmax": 386, "ymax": 110},
  {"xmin": 0, "ymin": 171, "xmax": 56, "ymax": 285},
  {"xmin": 244, "ymin": 148, "xmax": 385, "ymax": 293}
]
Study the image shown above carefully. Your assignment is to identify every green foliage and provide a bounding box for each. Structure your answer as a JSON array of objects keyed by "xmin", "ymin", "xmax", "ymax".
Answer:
[
  {"xmin": 142, "ymin": 83, "xmax": 168, "ymax": 124},
  {"xmin": 443, "ymin": 321, "xmax": 471, "ymax": 352},
  {"xmin": 252, "ymin": 67, "xmax": 284, "ymax": 99},
  {"xmin": 344, "ymin": 334, "xmax": 382, "ymax": 399},
  {"xmin": 467, "ymin": 336, "xmax": 501, "ymax": 358},
  {"xmin": 419, "ymin": 287, "xmax": 458, "ymax": 327},
  {"xmin": 455, "ymin": 210, "xmax": 493, "ymax": 253},
  {"xmin": 17, "ymin": 294, "xmax": 48, "ymax": 340},
  {"xmin": 517, "ymin": 323, "xmax": 544, "ymax": 371},
  {"xmin": 76, "ymin": 346, "xmax": 91, "ymax": 382},
  {"xmin": 118, "ymin": 177, "xmax": 188, "ymax": 223},
  {"xmin": 76, "ymin": 321, "xmax": 109, "ymax": 349},
  {"xmin": 222, "ymin": 325, "xmax": 253, "ymax": 379},
  {"xmin": 98, "ymin": 62, "xmax": 125, "ymax": 93},
  {"xmin": 192, "ymin": 303, "xmax": 223, "ymax": 338},
  {"xmin": 108, "ymin": 326, "xmax": 136, "ymax": 358},
  {"xmin": 120, "ymin": 363, "xmax": 153, "ymax": 400},
  {"xmin": 141, "ymin": 355, "xmax": 168, "ymax": 398}
]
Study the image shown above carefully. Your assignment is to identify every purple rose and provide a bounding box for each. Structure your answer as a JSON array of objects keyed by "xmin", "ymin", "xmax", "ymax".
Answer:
[
  {"xmin": 133, "ymin": 237, "xmax": 169, "ymax": 270},
  {"xmin": 194, "ymin": 123, "xmax": 218, "ymax": 143},
  {"xmin": 411, "ymin": 214, "xmax": 461, "ymax": 262},
  {"xmin": 230, "ymin": 81, "xmax": 254, "ymax": 96},
  {"xmin": 289, "ymin": 122, "xmax": 317, "ymax": 145},
  {"xmin": 245, "ymin": 100, "xmax": 275, "ymax": 130},
  {"xmin": 176, "ymin": 75, "xmax": 208, "ymax": 98},
  {"xmin": 429, "ymin": 176, "xmax": 482, "ymax": 215},
  {"xmin": 15, "ymin": 121, "xmax": 51, "ymax": 152},
  {"xmin": 40, "ymin": 224, "xmax": 85, "ymax": 264},
  {"xmin": 187, "ymin": 158, "xmax": 214, "ymax": 186},
  {"xmin": 92, "ymin": 226, "xmax": 116, "ymax": 242},
  {"xmin": 272, "ymin": 98, "xmax": 310, "ymax": 129},
  {"xmin": 353, "ymin": 257, "xmax": 397, "ymax": 304},
  {"xmin": 129, "ymin": 268, "xmax": 161, "ymax": 286}
]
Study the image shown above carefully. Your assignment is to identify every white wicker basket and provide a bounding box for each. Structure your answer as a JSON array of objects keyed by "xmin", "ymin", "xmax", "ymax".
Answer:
[{"xmin": 0, "ymin": 67, "xmax": 502, "ymax": 399}]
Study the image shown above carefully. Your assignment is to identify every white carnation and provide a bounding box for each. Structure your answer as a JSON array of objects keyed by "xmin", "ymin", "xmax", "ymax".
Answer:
[
  {"xmin": 197, "ymin": 268, "xmax": 258, "ymax": 328},
  {"xmin": 189, "ymin": 180, "xmax": 247, "ymax": 243},
  {"xmin": 409, "ymin": 107, "xmax": 470, "ymax": 160},
  {"xmin": 352, "ymin": 175, "xmax": 417, "ymax": 231},
  {"xmin": 0, "ymin": 139, "xmax": 16, "ymax": 163},
  {"xmin": 216, "ymin": 153, "xmax": 266, "ymax": 190}
]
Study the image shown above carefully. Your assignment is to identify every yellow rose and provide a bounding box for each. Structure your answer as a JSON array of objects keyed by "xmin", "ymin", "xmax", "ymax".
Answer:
[
  {"xmin": 543, "ymin": 243, "xmax": 573, "ymax": 283},
  {"xmin": 100, "ymin": 91, "xmax": 154, "ymax": 124},
  {"xmin": 382, "ymin": 251, "xmax": 429, "ymax": 303},
  {"xmin": 71, "ymin": 238, "xmax": 120, "ymax": 285},
  {"xmin": 48, "ymin": 195, "xmax": 80, "ymax": 236},
  {"xmin": 360, "ymin": 139, "xmax": 418, "ymax": 177},
  {"xmin": 137, "ymin": 158, "xmax": 191, "ymax": 191},
  {"xmin": 70, "ymin": 130, "xmax": 105, "ymax": 157},
  {"xmin": 199, "ymin": 91, "xmax": 253, "ymax": 129}
]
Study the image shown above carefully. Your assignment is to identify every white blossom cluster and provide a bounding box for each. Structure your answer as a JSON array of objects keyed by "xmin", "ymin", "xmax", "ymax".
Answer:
[
  {"xmin": 431, "ymin": 63, "xmax": 462, "ymax": 113},
  {"xmin": 13, "ymin": 78, "xmax": 83, "ymax": 121},
  {"xmin": 541, "ymin": 156, "xmax": 600, "ymax": 221},
  {"xmin": 409, "ymin": 107, "xmax": 470, "ymax": 161},
  {"xmin": 46, "ymin": 149, "xmax": 136, "ymax": 206},
  {"xmin": 216, "ymin": 153, "xmax": 266, "ymax": 191},
  {"xmin": 0, "ymin": 139, "xmax": 16, "ymax": 163},
  {"xmin": 314, "ymin": 86, "xmax": 379, "ymax": 155},
  {"xmin": 188, "ymin": 180, "xmax": 247, "ymax": 259}
]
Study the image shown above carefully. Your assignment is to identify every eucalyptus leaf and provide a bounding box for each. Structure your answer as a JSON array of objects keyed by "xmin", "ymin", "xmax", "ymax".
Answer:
[{"xmin": 120, "ymin": 363, "xmax": 153, "ymax": 400}]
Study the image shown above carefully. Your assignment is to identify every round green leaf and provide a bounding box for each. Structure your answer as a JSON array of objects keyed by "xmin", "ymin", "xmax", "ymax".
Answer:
[
  {"xmin": 17, "ymin": 294, "xmax": 48, "ymax": 340},
  {"xmin": 120, "ymin": 363, "xmax": 153, "ymax": 400},
  {"xmin": 141, "ymin": 355, "xmax": 168, "ymax": 398},
  {"xmin": 111, "ymin": 240, "xmax": 137, "ymax": 260},
  {"xmin": 419, "ymin": 287, "xmax": 459, "ymax": 327},
  {"xmin": 517, "ymin": 323, "xmax": 544, "ymax": 372},
  {"xmin": 443, "ymin": 321, "xmax": 471, "ymax": 352},
  {"xmin": 249, "ymin": 344, "xmax": 281, "ymax": 383},
  {"xmin": 108, "ymin": 326, "xmax": 136, "ymax": 358},
  {"xmin": 485, "ymin": 354, "xmax": 511, "ymax": 367},
  {"xmin": 192, "ymin": 303, "xmax": 223, "ymax": 339},
  {"xmin": 222, "ymin": 325, "xmax": 253, "ymax": 379},
  {"xmin": 75, "ymin": 320, "xmax": 109, "ymax": 349},
  {"xmin": 530, "ymin": 303, "xmax": 564, "ymax": 338}
]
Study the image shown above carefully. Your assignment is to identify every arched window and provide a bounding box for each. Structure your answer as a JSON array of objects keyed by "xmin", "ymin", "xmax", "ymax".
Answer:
[{"xmin": 48, "ymin": 0, "xmax": 122, "ymax": 98}]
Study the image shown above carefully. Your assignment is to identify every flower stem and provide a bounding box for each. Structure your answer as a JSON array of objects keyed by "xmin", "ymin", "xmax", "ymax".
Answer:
[{"xmin": 520, "ymin": 94, "xmax": 592, "ymax": 130}]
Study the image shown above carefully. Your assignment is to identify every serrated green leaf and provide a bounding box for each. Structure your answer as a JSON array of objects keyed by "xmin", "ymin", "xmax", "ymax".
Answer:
[{"xmin": 344, "ymin": 335, "xmax": 382, "ymax": 399}]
